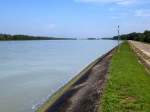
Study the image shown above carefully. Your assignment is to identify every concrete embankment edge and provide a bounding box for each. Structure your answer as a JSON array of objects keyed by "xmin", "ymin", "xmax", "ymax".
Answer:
[{"xmin": 36, "ymin": 47, "xmax": 116, "ymax": 112}]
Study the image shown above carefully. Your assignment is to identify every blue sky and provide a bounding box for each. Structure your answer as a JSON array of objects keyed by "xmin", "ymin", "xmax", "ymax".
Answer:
[{"xmin": 0, "ymin": 0, "xmax": 150, "ymax": 38}]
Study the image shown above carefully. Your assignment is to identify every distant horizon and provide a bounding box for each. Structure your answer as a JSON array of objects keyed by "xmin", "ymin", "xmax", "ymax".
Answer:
[
  {"xmin": 0, "ymin": 0, "xmax": 150, "ymax": 38},
  {"xmin": 0, "ymin": 30, "xmax": 148, "ymax": 39}
]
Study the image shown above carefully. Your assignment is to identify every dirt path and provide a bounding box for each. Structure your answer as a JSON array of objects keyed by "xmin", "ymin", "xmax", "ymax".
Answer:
[
  {"xmin": 46, "ymin": 50, "xmax": 114, "ymax": 112},
  {"xmin": 129, "ymin": 40, "xmax": 150, "ymax": 70}
]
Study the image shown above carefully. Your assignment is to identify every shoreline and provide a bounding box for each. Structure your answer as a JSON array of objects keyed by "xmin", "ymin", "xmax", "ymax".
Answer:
[{"xmin": 36, "ymin": 47, "xmax": 116, "ymax": 112}]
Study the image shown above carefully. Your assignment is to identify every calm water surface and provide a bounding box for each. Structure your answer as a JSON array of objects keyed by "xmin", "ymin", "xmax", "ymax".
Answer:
[{"xmin": 0, "ymin": 40, "xmax": 117, "ymax": 112}]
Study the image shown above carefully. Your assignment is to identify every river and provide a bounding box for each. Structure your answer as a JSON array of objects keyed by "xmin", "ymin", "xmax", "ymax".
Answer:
[{"xmin": 0, "ymin": 40, "xmax": 117, "ymax": 112}]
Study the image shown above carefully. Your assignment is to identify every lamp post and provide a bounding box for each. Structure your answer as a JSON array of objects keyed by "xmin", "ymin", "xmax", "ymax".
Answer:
[
  {"xmin": 118, "ymin": 25, "xmax": 120, "ymax": 46},
  {"xmin": 117, "ymin": 25, "xmax": 120, "ymax": 51}
]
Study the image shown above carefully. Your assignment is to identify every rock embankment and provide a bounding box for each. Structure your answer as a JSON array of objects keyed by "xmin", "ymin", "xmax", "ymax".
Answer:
[{"xmin": 43, "ymin": 49, "xmax": 115, "ymax": 112}]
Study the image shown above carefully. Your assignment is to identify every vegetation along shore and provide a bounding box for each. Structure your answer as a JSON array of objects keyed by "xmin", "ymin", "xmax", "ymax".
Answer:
[
  {"xmin": 0, "ymin": 34, "xmax": 76, "ymax": 40},
  {"xmin": 113, "ymin": 30, "xmax": 150, "ymax": 43},
  {"xmin": 100, "ymin": 42, "xmax": 150, "ymax": 112}
]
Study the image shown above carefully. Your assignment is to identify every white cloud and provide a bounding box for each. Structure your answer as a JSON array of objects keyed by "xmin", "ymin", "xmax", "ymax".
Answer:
[
  {"xmin": 111, "ymin": 16, "xmax": 120, "ymax": 19},
  {"xmin": 135, "ymin": 9, "xmax": 150, "ymax": 17},
  {"xmin": 116, "ymin": 0, "xmax": 136, "ymax": 5},
  {"xmin": 75, "ymin": 0, "xmax": 137, "ymax": 5}
]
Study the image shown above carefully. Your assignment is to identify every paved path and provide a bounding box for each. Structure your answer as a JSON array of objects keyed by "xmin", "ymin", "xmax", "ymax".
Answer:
[{"xmin": 129, "ymin": 40, "xmax": 150, "ymax": 69}]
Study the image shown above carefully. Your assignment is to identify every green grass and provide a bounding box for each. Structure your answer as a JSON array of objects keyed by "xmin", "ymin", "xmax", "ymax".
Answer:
[{"xmin": 100, "ymin": 42, "xmax": 150, "ymax": 112}]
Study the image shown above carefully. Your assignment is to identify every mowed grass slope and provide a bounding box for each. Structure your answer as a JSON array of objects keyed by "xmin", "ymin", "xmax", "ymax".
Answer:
[{"xmin": 101, "ymin": 42, "xmax": 150, "ymax": 112}]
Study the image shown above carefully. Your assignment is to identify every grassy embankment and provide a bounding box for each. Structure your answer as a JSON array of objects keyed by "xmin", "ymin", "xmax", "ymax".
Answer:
[{"xmin": 100, "ymin": 42, "xmax": 150, "ymax": 112}]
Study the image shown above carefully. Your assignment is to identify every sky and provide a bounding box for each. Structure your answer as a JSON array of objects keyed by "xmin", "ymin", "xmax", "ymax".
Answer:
[{"xmin": 0, "ymin": 0, "xmax": 150, "ymax": 38}]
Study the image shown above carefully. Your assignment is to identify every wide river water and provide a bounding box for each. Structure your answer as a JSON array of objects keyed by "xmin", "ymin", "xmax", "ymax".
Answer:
[{"xmin": 0, "ymin": 40, "xmax": 117, "ymax": 112}]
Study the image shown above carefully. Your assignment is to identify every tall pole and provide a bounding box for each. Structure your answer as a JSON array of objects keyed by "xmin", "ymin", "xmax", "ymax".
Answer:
[
  {"xmin": 117, "ymin": 25, "xmax": 120, "ymax": 51},
  {"xmin": 118, "ymin": 25, "xmax": 120, "ymax": 46}
]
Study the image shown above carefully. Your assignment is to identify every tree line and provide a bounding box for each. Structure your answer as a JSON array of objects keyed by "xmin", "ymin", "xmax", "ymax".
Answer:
[
  {"xmin": 0, "ymin": 34, "xmax": 76, "ymax": 40},
  {"xmin": 113, "ymin": 30, "xmax": 150, "ymax": 43}
]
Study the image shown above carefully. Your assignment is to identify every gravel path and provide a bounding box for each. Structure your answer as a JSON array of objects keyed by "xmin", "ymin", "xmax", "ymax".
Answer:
[
  {"xmin": 129, "ymin": 40, "xmax": 150, "ymax": 69},
  {"xmin": 129, "ymin": 41, "xmax": 150, "ymax": 57}
]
